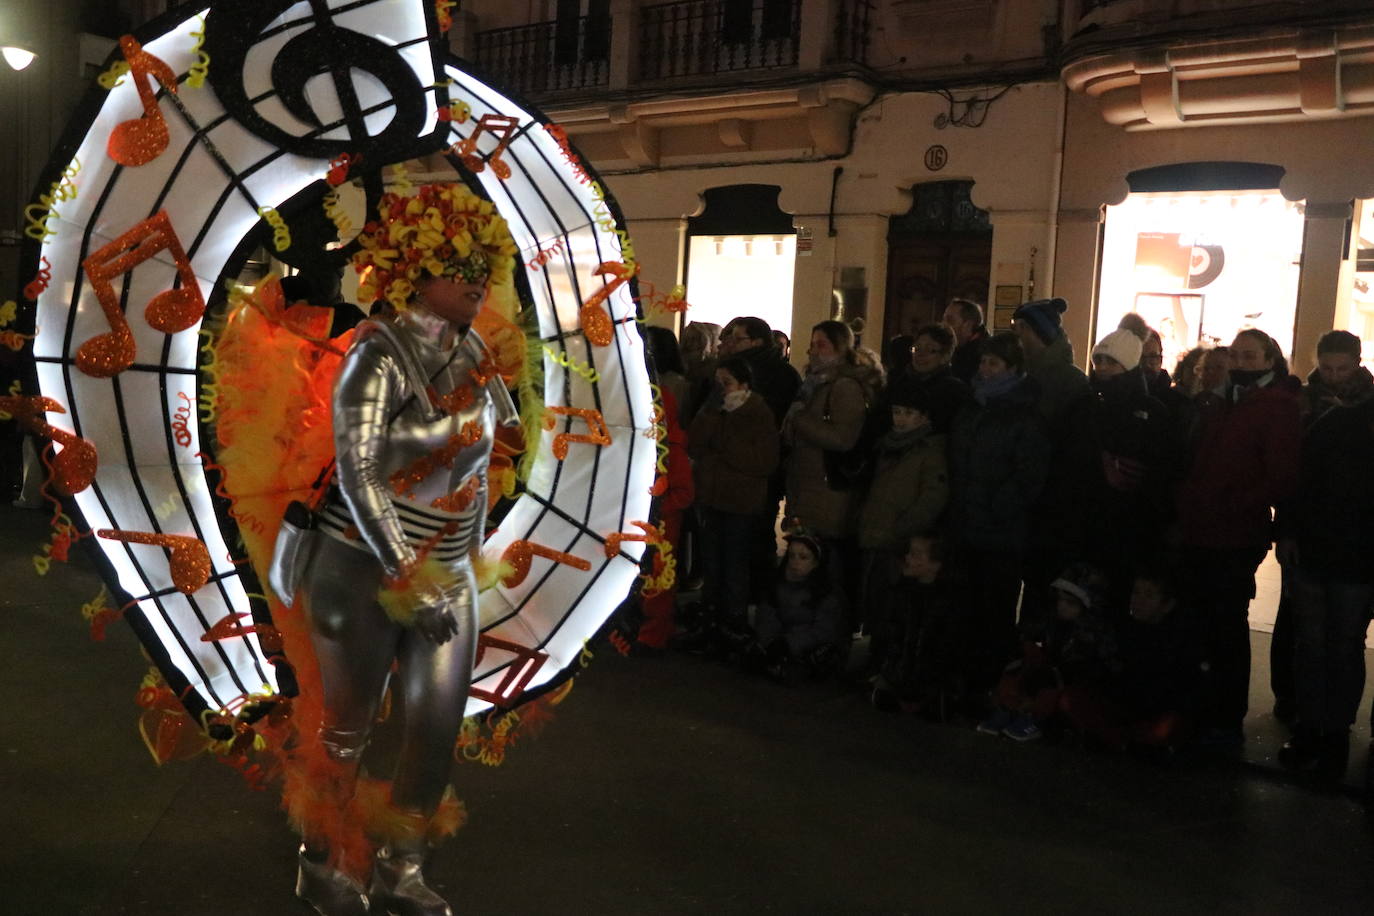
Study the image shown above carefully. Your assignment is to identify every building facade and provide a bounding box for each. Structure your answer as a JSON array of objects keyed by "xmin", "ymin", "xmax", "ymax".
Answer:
[{"xmin": 4, "ymin": 1, "xmax": 1374, "ymax": 373}]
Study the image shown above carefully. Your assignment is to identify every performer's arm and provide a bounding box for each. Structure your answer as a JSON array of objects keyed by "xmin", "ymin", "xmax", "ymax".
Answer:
[{"xmin": 333, "ymin": 336, "xmax": 417, "ymax": 579}]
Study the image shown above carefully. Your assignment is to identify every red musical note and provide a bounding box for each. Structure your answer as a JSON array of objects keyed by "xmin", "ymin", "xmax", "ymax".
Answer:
[
  {"xmin": 96, "ymin": 529, "xmax": 211, "ymax": 595},
  {"xmin": 0, "ymin": 395, "xmax": 98, "ymax": 495},
  {"xmin": 78, "ymin": 211, "xmax": 205, "ymax": 378},
  {"xmin": 499, "ymin": 539, "xmax": 591, "ymax": 588},
  {"xmin": 579, "ymin": 260, "xmax": 638, "ymax": 347},
  {"xmin": 455, "ymin": 114, "xmax": 519, "ymax": 180},
  {"xmin": 107, "ymin": 35, "xmax": 178, "ymax": 168},
  {"xmin": 469, "ymin": 634, "xmax": 549, "ymax": 707},
  {"xmin": 603, "ymin": 520, "xmax": 662, "ymax": 558},
  {"xmin": 541, "ymin": 406, "xmax": 611, "ymax": 460}
]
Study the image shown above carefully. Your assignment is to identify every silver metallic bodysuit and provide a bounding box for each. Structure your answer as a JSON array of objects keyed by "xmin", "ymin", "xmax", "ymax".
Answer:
[{"xmin": 301, "ymin": 307, "xmax": 518, "ymax": 819}]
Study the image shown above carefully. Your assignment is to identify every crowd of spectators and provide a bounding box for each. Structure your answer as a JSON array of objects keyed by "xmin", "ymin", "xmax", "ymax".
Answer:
[{"xmin": 622, "ymin": 299, "xmax": 1374, "ymax": 802}]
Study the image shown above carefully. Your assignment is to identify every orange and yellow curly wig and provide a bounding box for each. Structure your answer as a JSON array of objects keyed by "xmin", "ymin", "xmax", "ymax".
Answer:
[{"xmin": 352, "ymin": 183, "xmax": 518, "ymax": 312}]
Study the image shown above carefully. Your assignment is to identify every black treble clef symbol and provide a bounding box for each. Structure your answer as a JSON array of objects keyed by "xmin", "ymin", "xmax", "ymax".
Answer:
[
  {"xmin": 203, "ymin": 0, "xmax": 439, "ymax": 162},
  {"xmin": 204, "ymin": 0, "xmax": 443, "ymax": 330}
]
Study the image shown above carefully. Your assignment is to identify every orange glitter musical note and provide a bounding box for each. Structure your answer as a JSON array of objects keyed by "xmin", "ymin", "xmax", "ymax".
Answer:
[
  {"xmin": 579, "ymin": 260, "xmax": 638, "ymax": 347},
  {"xmin": 78, "ymin": 211, "xmax": 205, "ymax": 377},
  {"xmin": 107, "ymin": 36, "xmax": 178, "ymax": 168},
  {"xmin": 455, "ymin": 114, "xmax": 519, "ymax": 180},
  {"xmin": 96, "ymin": 529, "xmax": 211, "ymax": 595},
  {"xmin": 499, "ymin": 539, "xmax": 591, "ymax": 588},
  {"xmin": 541, "ymin": 406, "xmax": 611, "ymax": 460},
  {"xmin": 603, "ymin": 520, "xmax": 662, "ymax": 558},
  {"xmin": 0, "ymin": 395, "xmax": 98, "ymax": 495}
]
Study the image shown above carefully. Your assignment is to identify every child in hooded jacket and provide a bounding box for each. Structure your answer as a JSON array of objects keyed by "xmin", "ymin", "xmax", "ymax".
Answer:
[
  {"xmin": 749, "ymin": 533, "xmax": 846, "ymax": 682},
  {"xmin": 856, "ymin": 381, "xmax": 949, "ymax": 674},
  {"xmin": 978, "ymin": 563, "xmax": 1119, "ymax": 742}
]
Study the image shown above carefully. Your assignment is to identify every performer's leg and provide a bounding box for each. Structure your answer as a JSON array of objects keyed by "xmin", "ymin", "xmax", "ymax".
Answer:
[
  {"xmin": 305, "ymin": 535, "xmax": 402, "ymax": 772},
  {"xmin": 391, "ymin": 561, "xmax": 478, "ymax": 814},
  {"xmin": 298, "ymin": 536, "xmax": 402, "ymax": 916},
  {"xmin": 372, "ymin": 562, "xmax": 478, "ymax": 916}
]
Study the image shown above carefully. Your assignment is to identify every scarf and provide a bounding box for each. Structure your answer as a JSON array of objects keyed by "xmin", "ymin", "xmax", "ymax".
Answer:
[{"xmin": 973, "ymin": 371, "xmax": 1023, "ymax": 405}]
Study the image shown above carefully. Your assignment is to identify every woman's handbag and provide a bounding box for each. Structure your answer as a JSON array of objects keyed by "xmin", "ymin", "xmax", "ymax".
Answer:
[
  {"xmin": 820, "ymin": 381, "xmax": 876, "ymax": 491},
  {"xmin": 268, "ymin": 461, "xmax": 334, "ymax": 607}
]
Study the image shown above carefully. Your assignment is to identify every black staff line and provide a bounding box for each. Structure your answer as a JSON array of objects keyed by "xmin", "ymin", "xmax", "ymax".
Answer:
[{"xmin": 34, "ymin": 356, "xmax": 199, "ymax": 375}]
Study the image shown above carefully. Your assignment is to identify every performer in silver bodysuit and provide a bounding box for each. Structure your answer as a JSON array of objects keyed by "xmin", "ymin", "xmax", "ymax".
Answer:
[{"xmin": 295, "ymin": 183, "xmax": 519, "ymax": 916}]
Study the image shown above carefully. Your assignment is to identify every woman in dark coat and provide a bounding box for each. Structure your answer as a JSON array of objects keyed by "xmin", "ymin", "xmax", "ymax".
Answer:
[
  {"xmin": 1175, "ymin": 328, "xmax": 1300, "ymax": 743},
  {"xmin": 948, "ymin": 332, "xmax": 1051, "ymax": 690},
  {"xmin": 688, "ymin": 356, "xmax": 780, "ymax": 640},
  {"xmin": 1082, "ymin": 329, "xmax": 1174, "ymax": 605}
]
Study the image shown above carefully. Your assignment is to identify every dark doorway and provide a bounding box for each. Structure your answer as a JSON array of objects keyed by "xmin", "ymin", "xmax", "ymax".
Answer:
[{"xmin": 884, "ymin": 181, "xmax": 992, "ymax": 341}]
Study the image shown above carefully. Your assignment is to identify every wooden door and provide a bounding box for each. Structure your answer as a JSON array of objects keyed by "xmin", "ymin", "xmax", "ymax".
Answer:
[{"xmin": 883, "ymin": 236, "xmax": 991, "ymax": 341}]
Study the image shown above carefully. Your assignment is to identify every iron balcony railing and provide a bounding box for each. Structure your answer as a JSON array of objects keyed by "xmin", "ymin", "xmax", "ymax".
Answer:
[
  {"xmin": 832, "ymin": 0, "xmax": 873, "ymax": 66},
  {"xmin": 474, "ymin": 14, "xmax": 611, "ymax": 95},
  {"xmin": 638, "ymin": 0, "xmax": 802, "ymax": 81}
]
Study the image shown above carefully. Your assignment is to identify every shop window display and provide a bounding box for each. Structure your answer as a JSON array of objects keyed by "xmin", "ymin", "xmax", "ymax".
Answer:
[{"xmin": 1098, "ymin": 190, "xmax": 1304, "ymax": 369}]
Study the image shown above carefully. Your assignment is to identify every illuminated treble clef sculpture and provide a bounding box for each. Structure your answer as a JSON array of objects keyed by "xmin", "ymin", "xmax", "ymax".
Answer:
[
  {"xmin": 202, "ymin": 0, "xmax": 448, "ymax": 298},
  {"xmin": 201, "ymin": 0, "xmax": 439, "ymax": 160}
]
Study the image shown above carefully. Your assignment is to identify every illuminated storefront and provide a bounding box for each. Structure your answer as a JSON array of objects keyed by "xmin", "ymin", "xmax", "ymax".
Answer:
[
  {"xmin": 1098, "ymin": 190, "xmax": 1305, "ymax": 368},
  {"xmin": 684, "ymin": 233, "xmax": 797, "ymax": 336}
]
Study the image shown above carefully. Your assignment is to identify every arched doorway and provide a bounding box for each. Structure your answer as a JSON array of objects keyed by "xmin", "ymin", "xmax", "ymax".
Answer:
[{"xmin": 684, "ymin": 184, "xmax": 797, "ymax": 338}]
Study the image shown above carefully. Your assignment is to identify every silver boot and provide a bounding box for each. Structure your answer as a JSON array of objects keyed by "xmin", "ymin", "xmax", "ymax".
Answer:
[
  {"xmin": 368, "ymin": 847, "xmax": 452, "ymax": 916},
  {"xmin": 296, "ymin": 844, "xmax": 370, "ymax": 916}
]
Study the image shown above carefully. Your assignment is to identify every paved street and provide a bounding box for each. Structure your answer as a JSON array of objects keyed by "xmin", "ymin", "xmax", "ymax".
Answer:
[{"xmin": 3, "ymin": 503, "xmax": 1373, "ymax": 915}]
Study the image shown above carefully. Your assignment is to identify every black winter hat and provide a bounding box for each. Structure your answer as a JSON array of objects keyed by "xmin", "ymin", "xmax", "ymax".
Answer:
[{"xmin": 1012, "ymin": 297, "xmax": 1068, "ymax": 344}]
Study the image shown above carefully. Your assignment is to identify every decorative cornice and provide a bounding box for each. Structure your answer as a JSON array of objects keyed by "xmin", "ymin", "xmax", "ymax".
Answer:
[
  {"xmin": 541, "ymin": 78, "xmax": 877, "ymax": 165},
  {"xmin": 1062, "ymin": 20, "xmax": 1374, "ymax": 129}
]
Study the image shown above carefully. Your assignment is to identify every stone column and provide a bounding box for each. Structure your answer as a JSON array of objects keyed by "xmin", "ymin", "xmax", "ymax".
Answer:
[
  {"xmin": 798, "ymin": 0, "xmax": 839, "ymax": 72},
  {"xmin": 1052, "ymin": 206, "xmax": 1106, "ymax": 370},
  {"xmin": 1292, "ymin": 200, "xmax": 1351, "ymax": 375},
  {"xmin": 608, "ymin": 0, "xmax": 637, "ymax": 91}
]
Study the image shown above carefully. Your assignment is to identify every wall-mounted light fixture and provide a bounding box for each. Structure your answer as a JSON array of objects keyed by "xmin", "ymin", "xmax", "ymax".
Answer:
[{"xmin": 2, "ymin": 44, "xmax": 37, "ymax": 70}]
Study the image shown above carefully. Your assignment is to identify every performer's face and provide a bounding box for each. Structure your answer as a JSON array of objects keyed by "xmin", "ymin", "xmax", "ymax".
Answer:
[{"xmin": 418, "ymin": 276, "xmax": 486, "ymax": 325}]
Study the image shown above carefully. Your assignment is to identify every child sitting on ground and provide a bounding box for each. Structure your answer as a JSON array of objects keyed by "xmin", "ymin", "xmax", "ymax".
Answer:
[
  {"xmin": 871, "ymin": 532, "xmax": 964, "ymax": 718},
  {"xmin": 1059, "ymin": 562, "xmax": 1200, "ymax": 752},
  {"xmin": 978, "ymin": 562, "xmax": 1119, "ymax": 742},
  {"xmin": 747, "ymin": 533, "xmax": 846, "ymax": 683}
]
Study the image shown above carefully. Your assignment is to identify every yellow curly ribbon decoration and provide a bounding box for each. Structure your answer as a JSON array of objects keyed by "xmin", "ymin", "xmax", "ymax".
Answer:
[
  {"xmin": 0, "ymin": 300, "xmax": 16, "ymax": 328},
  {"xmin": 542, "ymin": 344, "xmax": 599, "ymax": 383},
  {"xmin": 640, "ymin": 533, "xmax": 677, "ymax": 598},
  {"xmin": 387, "ymin": 162, "xmax": 414, "ymax": 193},
  {"xmin": 80, "ymin": 585, "xmax": 111, "ymax": 622},
  {"xmin": 97, "ymin": 61, "xmax": 130, "ymax": 89},
  {"xmin": 24, "ymin": 159, "xmax": 81, "ymax": 242},
  {"xmin": 579, "ymin": 639, "xmax": 594, "ymax": 668},
  {"xmin": 258, "ymin": 207, "xmax": 292, "ymax": 252},
  {"xmin": 648, "ymin": 384, "xmax": 669, "ymax": 474},
  {"xmin": 197, "ymin": 327, "xmax": 222, "ymax": 424},
  {"xmin": 152, "ymin": 491, "xmax": 181, "ymax": 522},
  {"xmin": 322, "ymin": 189, "xmax": 352, "ymax": 239},
  {"xmin": 186, "ymin": 17, "xmax": 211, "ymax": 88}
]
